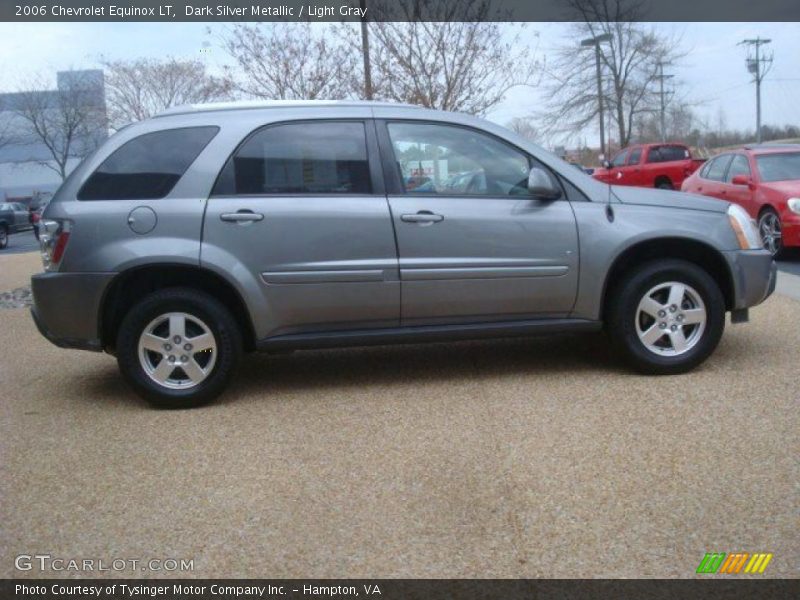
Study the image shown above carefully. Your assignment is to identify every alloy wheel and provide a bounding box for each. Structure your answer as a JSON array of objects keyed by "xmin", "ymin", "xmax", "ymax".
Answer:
[
  {"xmin": 758, "ymin": 212, "xmax": 782, "ymax": 256},
  {"xmin": 138, "ymin": 312, "xmax": 217, "ymax": 389},
  {"xmin": 635, "ymin": 281, "xmax": 707, "ymax": 357}
]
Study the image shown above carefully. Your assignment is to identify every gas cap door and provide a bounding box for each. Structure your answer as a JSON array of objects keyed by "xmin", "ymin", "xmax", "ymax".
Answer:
[{"xmin": 127, "ymin": 206, "xmax": 157, "ymax": 235}]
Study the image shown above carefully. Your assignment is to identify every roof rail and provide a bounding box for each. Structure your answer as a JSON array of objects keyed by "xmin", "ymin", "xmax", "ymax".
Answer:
[{"xmin": 156, "ymin": 99, "xmax": 422, "ymax": 117}]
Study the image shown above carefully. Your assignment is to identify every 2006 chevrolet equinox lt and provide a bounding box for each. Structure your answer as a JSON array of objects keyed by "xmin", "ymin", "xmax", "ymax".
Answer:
[{"xmin": 31, "ymin": 101, "xmax": 776, "ymax": 408}]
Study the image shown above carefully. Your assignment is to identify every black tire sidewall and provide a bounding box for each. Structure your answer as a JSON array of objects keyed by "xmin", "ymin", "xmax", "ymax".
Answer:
[
  {"xmin": 609, "ymin": 259, "xmax": 725, "ymax": 374},
  {"xmin": 116, "ymin": 288, "xmax": 242, "ymax": 408},
  {"xmin": 0, "ymin": 225, "xmax": 8, "ymax": 249}
]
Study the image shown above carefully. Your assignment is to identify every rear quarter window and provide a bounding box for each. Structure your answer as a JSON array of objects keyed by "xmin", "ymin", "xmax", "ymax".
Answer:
[{"xmin": 78, "ymin": 126, "xmax": 219, "ymax": 201}]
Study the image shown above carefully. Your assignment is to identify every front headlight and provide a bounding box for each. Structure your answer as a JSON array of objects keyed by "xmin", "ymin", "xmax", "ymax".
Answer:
[
  {"xmin": 788, "ymin": 198, "xmax": 800, "ymax": 215},
  {"xmin": 727, "ymin": 204, "xmax": 761, "ymax": 250}
]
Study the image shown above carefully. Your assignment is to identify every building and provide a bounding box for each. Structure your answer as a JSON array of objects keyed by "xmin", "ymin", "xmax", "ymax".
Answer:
[{"xmin": 0, "ymin": 70, "xmax": 108, "ymax": 206}]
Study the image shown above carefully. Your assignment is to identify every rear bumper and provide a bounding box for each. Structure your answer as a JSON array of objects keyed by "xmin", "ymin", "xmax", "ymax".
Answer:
[
  {"xmin": 30, "ymin": 271, "xmax": 115, "ymax": 352},
  {"xmin": 723, "ymin": 249, "xmax": 776, "ymax": 310}
]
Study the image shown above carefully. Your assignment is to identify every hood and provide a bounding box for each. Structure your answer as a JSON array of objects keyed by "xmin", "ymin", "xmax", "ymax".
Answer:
[
  {"xmin": 611, "ymin": 185, "xmax": 728, "ymax": 213},
  {"xmin": 760, "ymin": 180, "xmax": 800, "ymax": 197}
]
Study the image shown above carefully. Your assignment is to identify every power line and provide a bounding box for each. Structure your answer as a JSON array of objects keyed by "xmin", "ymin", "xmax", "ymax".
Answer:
[{"xmin": 738, "ymin": 37, "xmax": 773, "ymax": 143}]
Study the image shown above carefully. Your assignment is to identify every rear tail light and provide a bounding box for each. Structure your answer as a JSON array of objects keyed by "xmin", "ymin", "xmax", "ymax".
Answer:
[{"xmin": 40, "ymin": 220, "xmax": 72, "ymax": 271}]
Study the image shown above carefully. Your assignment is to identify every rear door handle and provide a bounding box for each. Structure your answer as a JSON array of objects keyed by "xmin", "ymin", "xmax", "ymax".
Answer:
[
  {"xmin": 401, "ymin": 211, "xmax": 444, "ymax": 224},
  {"xmin": 220, "ymin": 210, "xmax": 264, "ymax": 223}
]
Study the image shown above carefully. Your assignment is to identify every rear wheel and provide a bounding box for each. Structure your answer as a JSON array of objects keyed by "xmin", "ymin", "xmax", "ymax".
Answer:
[
  {"xmin": 607, "ymin": 259, "xmax": 725, "ymax": 374},
  {"xmin": 655, "ymin": 178, "xmax": 673, "ymax": 190},
  {"xmin": 0, "ymin": 225, "xmax": 8, "ymax": 249},
  {"xmin": 116, "ymin": 288, "xmax": 242, "ymax": 408},
  {"xmin": 758, "ymin": 209, "xmax": 784, "ymax": 258}
]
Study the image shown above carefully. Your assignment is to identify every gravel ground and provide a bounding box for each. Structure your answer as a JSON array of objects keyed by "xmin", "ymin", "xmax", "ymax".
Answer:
[{"xmin": 0, "ymin": 253, "xmax": 798, "ymax": 579}]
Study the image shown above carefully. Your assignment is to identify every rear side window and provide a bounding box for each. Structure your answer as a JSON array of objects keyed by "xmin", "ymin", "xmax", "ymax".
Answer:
[
  {"xmin": 647, "ymin": 145, "xmax": 688, "ymax": 163},
  {"xmin": 627, "ymin": 148, "xmax": 642, "ymax": 165},
  {"xmin": 703, "ymin": 155, "xmax": 733, "ymax": 181},
  {"xmin": 78, "ymin": 127, "xmax": 219, "ymax": 200},
  {"xmin": 213, "ymin": 122, "xmax": 372, "ymax": 195}
]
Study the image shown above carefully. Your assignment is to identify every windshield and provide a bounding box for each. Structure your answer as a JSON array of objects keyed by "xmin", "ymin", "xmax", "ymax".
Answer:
[{"xmin": 755, "ymin": 152, "xmax": 800, "ymax": 182}]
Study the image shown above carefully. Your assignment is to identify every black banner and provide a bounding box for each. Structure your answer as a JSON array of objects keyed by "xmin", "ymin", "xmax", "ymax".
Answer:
[
  {"xmin": 2, "ymin": 0, "xmax": 800, "ymax": 22},
  {"xmin": 2, "ymin": 579, "xmax": 800, "ymax": 600}
]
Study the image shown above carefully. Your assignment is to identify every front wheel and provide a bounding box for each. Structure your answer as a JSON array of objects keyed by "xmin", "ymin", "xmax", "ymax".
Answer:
[
  {"xmin": 758, "ymin": 209, "xmax": 784, "ymax": 258},
  {"xmin": 116, "ymin": 288, "xmax": 242, "ymax": 408},
  {"xmin": 607, "ymin": 259, "xmax": 725, "ymax": 375},
  {"xmin": 0, "ymin": 225, "xmax": 8, "ymax": 249}
]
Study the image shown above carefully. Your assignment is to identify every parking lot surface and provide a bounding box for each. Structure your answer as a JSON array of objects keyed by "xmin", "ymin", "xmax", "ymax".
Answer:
[{"xmin": 0, "ymin": 251, "xmax": 798, "ymax": 578}]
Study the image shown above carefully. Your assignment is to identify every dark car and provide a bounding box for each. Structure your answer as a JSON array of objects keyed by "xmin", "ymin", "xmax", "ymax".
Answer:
[{"xmin": 0, "ymin": 202, "xmax": 34, "ymax": 249}]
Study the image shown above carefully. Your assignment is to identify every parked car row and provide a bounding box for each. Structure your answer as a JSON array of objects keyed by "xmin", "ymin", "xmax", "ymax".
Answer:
[{"xmin": 592, "ymin": 141, "xmax": 799, "ymax": 258}]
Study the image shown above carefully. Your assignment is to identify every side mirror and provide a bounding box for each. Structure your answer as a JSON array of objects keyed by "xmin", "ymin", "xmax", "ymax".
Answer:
[
  {"xmin": 731, "ymin": 174, "xmax": 751, "ymax": 186},
  {"xmin": 528, "ymin": 167, "xmax": 562, "ymax": 201},
  {"xmin": 602, "ymin": 159, "xmax": 612, "ymax": 169}
]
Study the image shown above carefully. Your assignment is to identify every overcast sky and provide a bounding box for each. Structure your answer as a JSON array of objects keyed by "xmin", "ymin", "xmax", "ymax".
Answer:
[{"xmin": 0, "ymin": 21, "xmax": 797, "ymax": 147}]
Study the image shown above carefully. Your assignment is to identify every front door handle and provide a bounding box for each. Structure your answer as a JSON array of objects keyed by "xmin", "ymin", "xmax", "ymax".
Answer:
[
  {"xmin": 220, "ymin": 210, "xmax": 264, "ymax": 223},
  {"xmin": 401, "ymin": 211, "xmax": 444, "ymax": 225}
]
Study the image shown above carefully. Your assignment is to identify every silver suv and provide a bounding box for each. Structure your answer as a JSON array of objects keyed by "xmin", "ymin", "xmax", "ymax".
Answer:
[{"xmin": 31, "ymin": 101, "xmax": 776, "ymax": 408}]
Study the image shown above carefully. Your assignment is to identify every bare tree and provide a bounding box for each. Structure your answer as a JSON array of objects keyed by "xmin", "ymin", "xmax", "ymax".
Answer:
[
  {"xmin": 633, "ymin": 102, "xmax": 695, "ymax": 143},
  {"xmin": 348, "ymin": 0, "xmax": 540, "ymax": 115},
  {"xmin": 220, "ymin": 23, "xmax": 357, "ymax": 100},
  {"xmin": 101, "ymin": 57, "xmax": 234, "ymax": 129},
  {"xmin": 540, "ymin": 0, "xmax": 682, "ymax": 147},
  {"xmin": 13, "ymin": 71, "xmax": 107, "ymax": 180},
  {"xmin": 506, "ymin": 116, "xmax": 541, "ymax": 142}
]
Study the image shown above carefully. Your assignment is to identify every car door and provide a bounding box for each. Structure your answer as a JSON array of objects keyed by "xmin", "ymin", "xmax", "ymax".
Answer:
[
  {"xmin": 723, "ymin": 154, "xmax": 756, "ymax": 216},
  {"xmin": 377, "ymin": 119, "xmax": 579, "ymax": 325},
  {"xmin": 623, "ymin": 146, "xmax": 644, "ymax": 186},
  {"xmin": 699, "ymin": 154, "xmax": 733, "ymax": 200},
  {"xmin": 203, "ymin": 119, "xmax": 399, "ymax": 338},
  {"xmin": 13, "ymin": 203, "xmax": 29, "ymax": 231},
  {"xmin": 604, "ymin": 148, "xmax": 630, "ymax": 185}
]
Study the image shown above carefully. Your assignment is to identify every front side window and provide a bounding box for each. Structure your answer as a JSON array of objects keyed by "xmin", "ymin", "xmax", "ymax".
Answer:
[
  {"xmin": 726, "ymin": 154, "xmax": 751, "ymax": 182},
  {"xmin": 610, "ymin": 149, "xmax": 630, "ymax": 168},
  {"xmin": 703, "ymin": 155, "xmax": 733, "ymax": 181},
  {"xmin": 755, "ymin": 152, "xmax": 800, "ymax": 182},
  {"xmin": 627, "ymin": 148, "xmax": 642, "ymax": 165},
  {"xmin": 213, "ymin": 122, "xmax": 372, "ymax": 195},
  {"xmin": 387, "ymin": 122, "xmax": 533, "ymax": 197},
  {"xmin": 78, "ymin": 127, "xmax": 219, "ymax": 200}
]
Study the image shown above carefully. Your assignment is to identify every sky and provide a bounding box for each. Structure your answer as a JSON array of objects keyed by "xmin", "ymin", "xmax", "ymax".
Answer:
[{"xmin": 0, "ymin": 21, "xmax": 797, "ymax": 147}]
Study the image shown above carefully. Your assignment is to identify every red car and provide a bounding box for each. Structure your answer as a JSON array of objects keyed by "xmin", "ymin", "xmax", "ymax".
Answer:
[
  {"xmin": 593, "ymin": 143, "xmax": 705, "ymax": 190},
  {"xmin": 681, "ymin": 145, "xmax": 800, "ymax": 257}
]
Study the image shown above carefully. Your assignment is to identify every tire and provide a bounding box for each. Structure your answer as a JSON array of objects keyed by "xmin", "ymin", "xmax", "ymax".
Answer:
[
  {"xmin": 655, "ymin": 179, "xmax": 673, "ymax": 190},
  {"xmin": 758, "ymin": 208, "xmax": 784, "ymax": 259},
  {"xmin": 0, "ymin": 225, "xmax": 8, "ymax": 249},
  {"xmin": 607, "ymin": 259, "xmax": 725, "ymax": 375},
  {"xmin": 116, "ymin": 288, "xmax": 242, "ymax": 408}
]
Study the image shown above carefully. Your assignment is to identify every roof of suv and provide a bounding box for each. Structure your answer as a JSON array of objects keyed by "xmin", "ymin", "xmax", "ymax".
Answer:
[{"xmin": 156, "ymin": 99, "xmax": 423, "ymax": 117}]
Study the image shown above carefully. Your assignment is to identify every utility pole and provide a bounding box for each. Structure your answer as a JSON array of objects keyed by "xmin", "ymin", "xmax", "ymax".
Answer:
[
  {"xmin": 581, "ymin": 33, "xmax": 612, "ymax": 158},
  {"xmin": 655, "ymin": 61, "xmax": 674, "ymax": 142},
  {"xmin": 359, "ymin": 0, "xmax": 373, "ymax": 100},
  {"xmin": 739, "ymin": 37, "xmax": 773, "ymax": 143}
]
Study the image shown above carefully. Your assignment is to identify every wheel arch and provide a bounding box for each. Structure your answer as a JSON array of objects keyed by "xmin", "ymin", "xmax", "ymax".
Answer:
[
  {"xmin": 100, "ymin": 264, "xmax": 257, "ymax": 353},
  {"xmin": 601, "ymin": 237, "xmax": 735, "ymax": 319}
]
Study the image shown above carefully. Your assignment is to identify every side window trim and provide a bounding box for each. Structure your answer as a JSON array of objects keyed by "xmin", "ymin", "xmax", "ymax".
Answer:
[{"xmin": 210, "ymin": 119, "xmax": 385, "ymax": 198}]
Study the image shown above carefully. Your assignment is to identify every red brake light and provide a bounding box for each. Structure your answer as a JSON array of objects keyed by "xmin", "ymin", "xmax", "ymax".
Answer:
[{"xmin": 51, "ymin": 230, "xmax": 70, "ymax": 264}]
